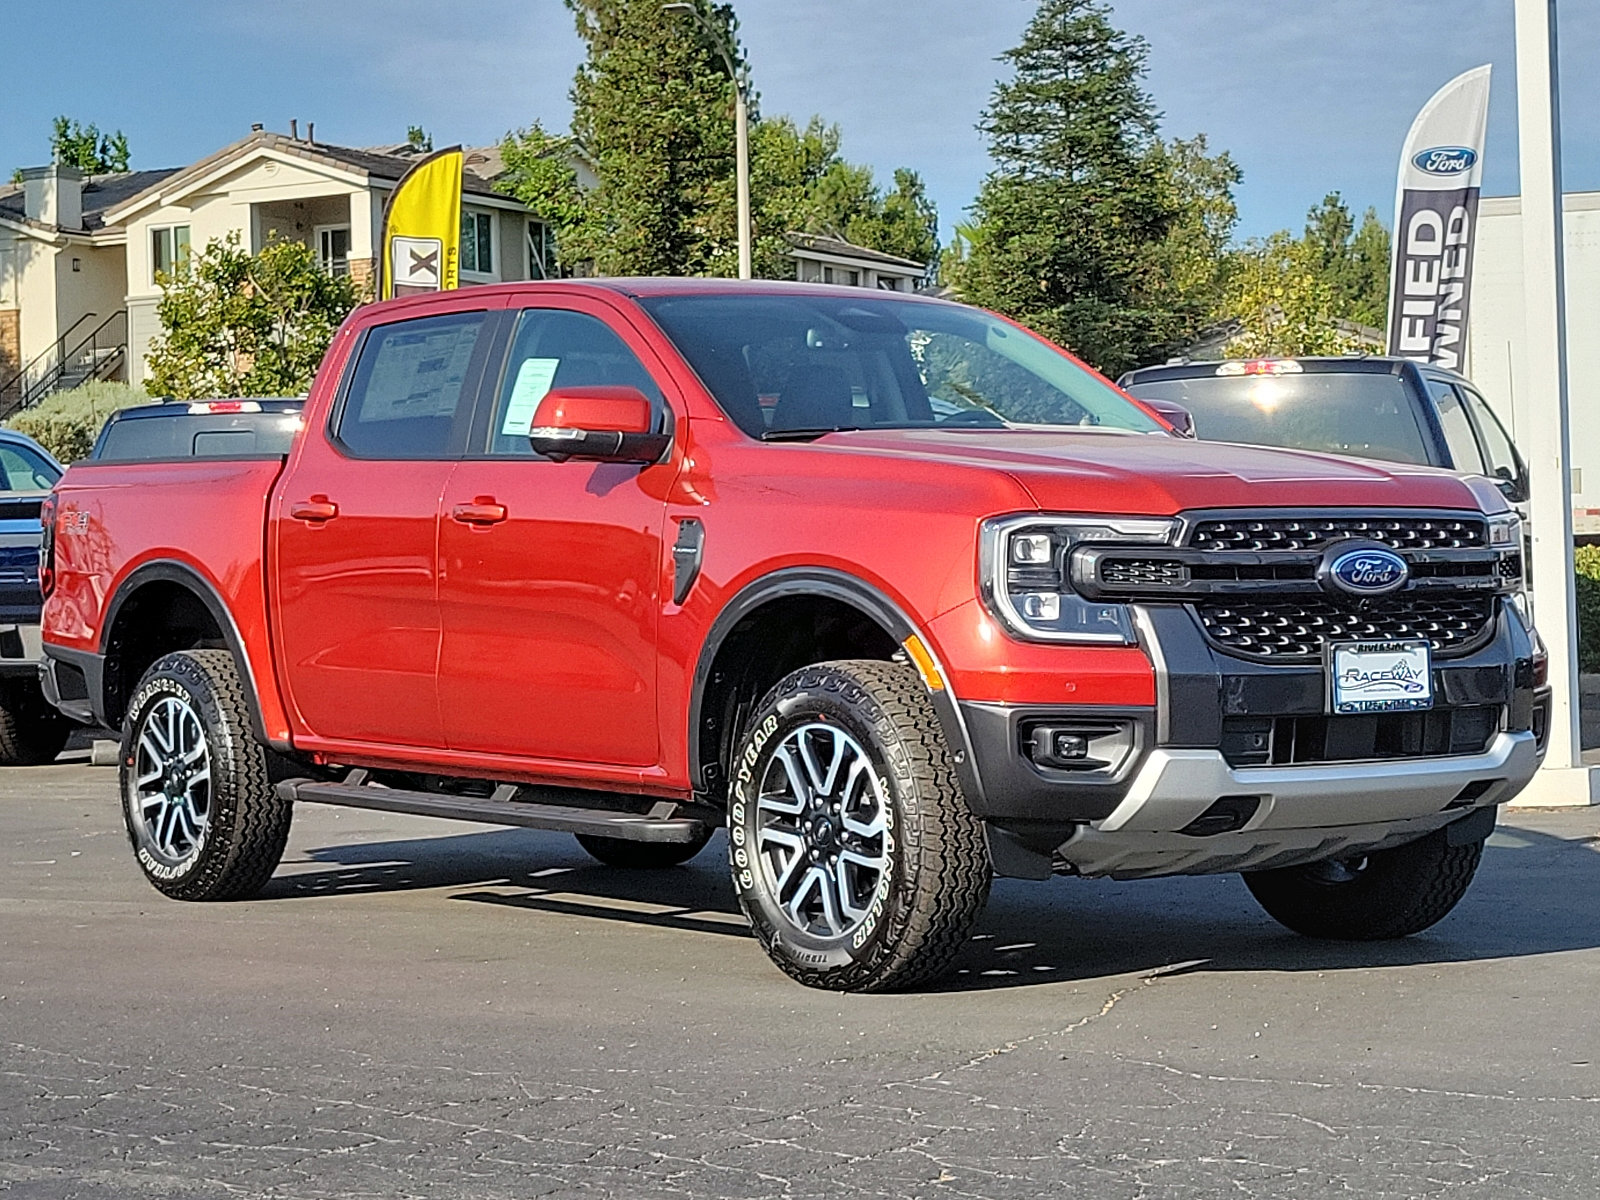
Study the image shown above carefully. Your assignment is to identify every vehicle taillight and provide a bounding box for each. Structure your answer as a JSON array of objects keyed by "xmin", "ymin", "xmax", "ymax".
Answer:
[{"xmin": 39, "ymin": 492, "xmax": 57, "ymax": 599}]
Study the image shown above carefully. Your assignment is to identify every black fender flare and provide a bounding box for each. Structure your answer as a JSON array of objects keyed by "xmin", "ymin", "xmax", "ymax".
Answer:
[
  {"xmin": 98, "ymin": 560, "xmax": 283, "ymax": 749},
  {"xmin": 687, "ymin": 566, "xmax": 985, "ymax": 808}
]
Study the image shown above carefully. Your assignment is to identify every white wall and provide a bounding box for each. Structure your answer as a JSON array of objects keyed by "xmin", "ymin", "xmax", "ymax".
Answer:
[{"xmin": 1468, "ymin": 193, "xmax": 1600, "ymax": 506}]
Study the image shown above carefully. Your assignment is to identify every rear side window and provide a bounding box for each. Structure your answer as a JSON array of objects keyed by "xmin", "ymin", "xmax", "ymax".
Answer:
[
  {"xmin": 485, "ymin": 308, "xmax": 662, "ymax": 455},
  {"xmin": 338, "ymin": 312, "xmax": 488, "ymax": 459},
  {"xmin": 0, "ymin": 443, "xmax": 60, "ymax": 491}
]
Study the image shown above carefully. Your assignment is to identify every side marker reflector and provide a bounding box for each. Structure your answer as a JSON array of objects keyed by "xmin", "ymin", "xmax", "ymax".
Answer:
[{"xmin": 901, "ymin": 635, "xmax": 945, "ymax": 692}]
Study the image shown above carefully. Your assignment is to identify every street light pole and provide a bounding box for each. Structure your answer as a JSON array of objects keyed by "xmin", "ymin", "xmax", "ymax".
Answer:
[{"xmin": 664, "ymin": 2, "xmax": 752, "ymax": 279}]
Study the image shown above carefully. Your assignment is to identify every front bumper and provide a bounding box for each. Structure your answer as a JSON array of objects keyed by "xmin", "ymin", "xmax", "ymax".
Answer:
[
  {"xmin": 1054, "ymin": 730, "xmax": 1539, "ymax": 878},
  {"xmin": 956, "ymin": 598, "xmax": 1546, "ymax": 878},
  {"xmin": 0, "ymin": 622, "xmax": 44, "ymax": 678}
]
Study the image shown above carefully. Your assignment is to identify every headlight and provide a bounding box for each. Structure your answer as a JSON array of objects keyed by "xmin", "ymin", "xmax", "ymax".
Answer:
[
  {"xmin": 1488, "ymin": 513, "xmax": 1522, "ymax": 549},
  {"xmin": 981, "ymin": 515, "xmax": 1177, "ymax": 643}
]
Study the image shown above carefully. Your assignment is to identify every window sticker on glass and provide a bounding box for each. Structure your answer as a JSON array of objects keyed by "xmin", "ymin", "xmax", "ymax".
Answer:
[{"xmin": 501, "ymin": 358, "xmax": 562, "ymax": 435}]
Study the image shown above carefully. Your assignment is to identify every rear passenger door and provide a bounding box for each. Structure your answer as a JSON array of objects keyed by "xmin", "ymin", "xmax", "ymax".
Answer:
[
  {"xmin": 435, "ymin": 298, "xmax": 674, "ymax": 767},
  {"xmin": 273, "ymin": 306, "xmax": 499, "ymax": 749}
]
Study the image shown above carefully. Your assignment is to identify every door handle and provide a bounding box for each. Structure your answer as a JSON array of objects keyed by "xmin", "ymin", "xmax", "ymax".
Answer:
[
  {"xmin": 451, "ymin": 498, "xmax": 508, "ymax": 526},
  {"xmin": 289, "ymin": 497, "xmax": 338, "ymax": 523}
]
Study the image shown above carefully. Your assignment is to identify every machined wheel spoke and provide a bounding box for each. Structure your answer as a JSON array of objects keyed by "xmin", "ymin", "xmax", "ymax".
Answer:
[
  {"xmin": 756, "ymin": 720, "xmax": 890, "ymax": 941},
  {"xmin": 759, "ymin": 827, "xmax": 807, "ymax": 898},
  {"xmin": 128, "ymin": 694, "xmax": 212, "ymax": 868},
  {"xmin": 173, "ymin": 801, "xmax": 202, "ymax": 848}
]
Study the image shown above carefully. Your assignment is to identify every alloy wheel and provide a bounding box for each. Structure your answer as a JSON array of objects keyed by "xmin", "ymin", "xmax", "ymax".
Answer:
[
  {"xmin": 128, "ymin": 695, "xmax": 212, "ymax": 866},
  {"xmin": 754, "ymin": 722, "xmax": 890, "ymax": 939}
]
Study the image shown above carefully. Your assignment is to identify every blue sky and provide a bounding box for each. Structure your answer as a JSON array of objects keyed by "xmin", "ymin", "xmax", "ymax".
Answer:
[{"xmin": 2, "ymin": 1, "xmax": 1596, "ymax": 242}]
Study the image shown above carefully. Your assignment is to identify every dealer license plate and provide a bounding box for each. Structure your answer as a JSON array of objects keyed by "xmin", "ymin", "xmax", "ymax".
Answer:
[{"xmin": 1328, "ymin": 640, "xmax": 1433, "ymax": 714}]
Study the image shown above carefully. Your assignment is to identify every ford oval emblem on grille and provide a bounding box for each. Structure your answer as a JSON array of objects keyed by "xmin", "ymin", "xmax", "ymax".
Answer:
[{"xmin": 1322, "ymin": 545, "xmax": 1409, "ymax": 598}]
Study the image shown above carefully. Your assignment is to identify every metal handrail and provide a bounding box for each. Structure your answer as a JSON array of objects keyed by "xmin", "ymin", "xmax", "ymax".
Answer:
[
  {"xmin": 0, "ymin": 310, "xmax": 99, "ymax": 399},
  {"xmin": 0, "ymin": 309, "xmax": 128, "ymax": 417}
]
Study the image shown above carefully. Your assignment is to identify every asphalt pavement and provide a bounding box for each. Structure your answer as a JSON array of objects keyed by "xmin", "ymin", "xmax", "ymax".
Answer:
[{"xmin": 3, "ymin": 749, "xmax": 1599, "ymax": 1198}]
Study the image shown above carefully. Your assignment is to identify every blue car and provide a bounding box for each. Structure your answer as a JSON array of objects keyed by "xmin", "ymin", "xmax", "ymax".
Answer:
[{"xmin": 0, "ymin": 429, "xmax": 70, "ymax": 763}]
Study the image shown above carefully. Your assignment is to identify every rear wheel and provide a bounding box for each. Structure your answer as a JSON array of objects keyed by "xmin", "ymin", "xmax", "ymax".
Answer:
[
  {"xmin": 120, "ymin": 649, "xmax": 291, "ymax": 900},
  {"xmin": 576, "ymin": 830, "xmax": 712, "ymax": 868},
  {"xmin": 1243, "ymin": 826, "xmax": 1485, "ymax": 940},
  {"xmin": 0, "ymin": 683, "xmax": 71, "ymax": 766},
  {"xmin": 729, "ymin": 660, "xmax": 991, "ymax": 992}
]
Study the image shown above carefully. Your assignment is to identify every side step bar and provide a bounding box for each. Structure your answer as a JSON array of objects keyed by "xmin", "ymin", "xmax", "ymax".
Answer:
[{"xmin": 277, "ymin": 770, "xmax": 715, "ymax": 844}]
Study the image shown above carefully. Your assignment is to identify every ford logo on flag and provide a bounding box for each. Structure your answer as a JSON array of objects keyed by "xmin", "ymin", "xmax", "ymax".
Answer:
[
  {"xmin": 1324, "ymin": 546, "xmax": 1409, "ymax": 597},
  {"xmin": 1413, "ymin": 146, "xmax": 1478, "ymax": 176}
]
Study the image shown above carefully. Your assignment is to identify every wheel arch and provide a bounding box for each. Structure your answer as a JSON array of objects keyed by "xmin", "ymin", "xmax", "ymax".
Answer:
[
  {"xmin": 688, "ymin": 567, "xmax": 983, "ymax": 808},
  {"xmin": 98, "ymin": 561, "xmax": 278, "ymax": 747}
]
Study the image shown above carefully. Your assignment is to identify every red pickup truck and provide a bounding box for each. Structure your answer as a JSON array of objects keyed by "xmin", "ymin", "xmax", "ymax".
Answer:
[{"xmin": 39, "ymin": 281, "xmax": 1548, "ymax": 991}]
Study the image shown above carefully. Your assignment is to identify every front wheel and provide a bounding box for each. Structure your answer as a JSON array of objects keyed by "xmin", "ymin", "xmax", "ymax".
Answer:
[
  {"xmin": 1243, "ymin": 826, "xmax": 1486, "ymax": 940},
  {"xmin": 0, "ymin": 683, "xmax": 71, "ymax": 766},
  {"xmin": 120, "ymin": 649, "xmax": 291, "ymax": 900},
  {"xmin": 729, "ymin": 660, "xmax": 991, "ymax": 992}
]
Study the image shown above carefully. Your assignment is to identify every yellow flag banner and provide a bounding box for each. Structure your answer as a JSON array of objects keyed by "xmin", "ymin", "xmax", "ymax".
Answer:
[{"xmin": 379, "ymin": 146, "xmax": 463, "ymax": 300}]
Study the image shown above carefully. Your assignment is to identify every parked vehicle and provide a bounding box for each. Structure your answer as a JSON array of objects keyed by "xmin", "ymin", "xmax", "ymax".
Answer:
[
  {"xmin": 90, "ymin": 398, "xmax": 305, "ymax": 463},
  {"xmin": 0, "ymin": 429, "xmax": 72, "ymax": 764},
  {"xmin": 39, "ymin": 282, "xmax": 1548, "ymax": 991},
  {"xmin": 1118, "ymin": 357, "xmax": 1530, "ymax": 510}
]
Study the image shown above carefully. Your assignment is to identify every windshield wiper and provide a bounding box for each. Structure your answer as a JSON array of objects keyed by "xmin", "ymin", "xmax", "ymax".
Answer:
[{"xmin": 759, "ymin": 427, "xmax": 854, "ymax": 442}]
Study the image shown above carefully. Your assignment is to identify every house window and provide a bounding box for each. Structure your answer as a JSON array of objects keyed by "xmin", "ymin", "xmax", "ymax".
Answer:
[
  {"xmin": 461, "ymin": 210, "xmax": 494, "ymax": 275},
  {"xmin": 151, "ymin": 225, "xmax": 191, "ymax": 282},
  {"xmin": 877, "ymin": 275, "xmax": 902, "ymax": 291},
  {"xmin": 317, "ymin": 226, "xmax": 351, "ymax": 277},
  {"xmin": 527, "ymin": 221, "xmax": 558, "ymax": 280}
]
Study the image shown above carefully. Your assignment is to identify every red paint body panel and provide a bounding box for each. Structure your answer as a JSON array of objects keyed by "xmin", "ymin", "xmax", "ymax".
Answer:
[{"xmin": 41, "ymin": 280, "xmax": 1502, "ymax": 802}]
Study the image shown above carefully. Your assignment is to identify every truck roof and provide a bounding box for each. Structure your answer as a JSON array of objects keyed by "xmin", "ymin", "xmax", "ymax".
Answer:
[{"xmin": 1120, "ymin": 356, "xmax": 1470, "ymax": 387}]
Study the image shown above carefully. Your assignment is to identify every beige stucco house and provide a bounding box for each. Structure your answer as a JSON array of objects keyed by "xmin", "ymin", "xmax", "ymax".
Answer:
[
  {"xmin": 2, "ymin": 124, "xmax": 931, "ymax": 409},
  {"xmin": 0, "ymin": 127, "xmax": 562, "ymax": 404}
]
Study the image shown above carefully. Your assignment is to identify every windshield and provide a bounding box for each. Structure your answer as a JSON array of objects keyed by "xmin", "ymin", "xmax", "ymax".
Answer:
[
  {"xmin": 0, "ymin": 441, "xmax": 60, "ymax": 491},
  {"xmin": 638, "ymin": 293, "xmax": 1162, "ymax": 438},
  {"xmin": 1124, "ymin": 372, "xmax": 1435, "ymax": 466}
]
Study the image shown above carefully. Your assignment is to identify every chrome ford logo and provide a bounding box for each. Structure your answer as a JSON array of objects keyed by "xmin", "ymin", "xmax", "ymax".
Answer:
[
  {"xmin": 1325, "ymin": 546, "xmax": 1409, "ymax": 597},
  {"xmin": 1413, "ymin": 146, "xmax": 1478, "ymax": 176}
]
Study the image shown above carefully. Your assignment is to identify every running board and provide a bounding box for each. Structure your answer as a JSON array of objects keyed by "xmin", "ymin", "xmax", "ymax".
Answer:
[{"xmin": 277, "ymin": 770, "xmax": 714, "ymax": 843}]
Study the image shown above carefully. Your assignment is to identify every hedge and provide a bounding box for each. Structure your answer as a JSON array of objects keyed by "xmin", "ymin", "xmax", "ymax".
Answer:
[{"xmin": 3, "ymin": 381, "xmax": 152, "ymax": 464}]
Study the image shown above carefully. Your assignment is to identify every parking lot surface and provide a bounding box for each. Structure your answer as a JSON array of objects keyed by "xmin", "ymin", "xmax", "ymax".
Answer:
[{"xmin": 3, "ymin": 753, "xmax": 1599, "ymax": 1199}]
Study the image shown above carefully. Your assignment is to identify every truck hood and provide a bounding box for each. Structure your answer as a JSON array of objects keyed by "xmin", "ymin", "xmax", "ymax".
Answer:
[{"xmin": 798, "ymin": 428, "xmax": 1493, "ymax": 514}]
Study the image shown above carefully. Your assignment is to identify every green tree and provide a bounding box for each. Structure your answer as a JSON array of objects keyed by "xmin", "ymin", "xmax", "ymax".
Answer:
[
  {"xmin": 49, "ymin": 116, "xmax": 131, "ymax": 173},
  {"xmin": 146, "ymin": 234, "xmax": 360, "ymax": 401},
  {"xmin": 1148, "ymin": 134, "xmax": 1241, "ymax": 341},
  {"xmin": 1301, "ymin": 192, "xmax": 1390, "ymax": 330},
  {"xmin": 496, "ymin": 121, "xmax": 590, "ymax": 274},
  {"xmin": 406, "ymin": 125, "xmax": 433, "ymax": 152},
  {"xmin": 563, "ymin": 0, "xmax": 742, "ymax": 276},
  {"xmin": 748, "ymin": 117, "xmax": 938, "ymax": 276},
  {"xmin": 1221, "ymin": 231, "xmax": 1363, "ymax": 358},
  {"xmin": 953, "ymin": 0, "xmax": 1197, "ymax": 376}
]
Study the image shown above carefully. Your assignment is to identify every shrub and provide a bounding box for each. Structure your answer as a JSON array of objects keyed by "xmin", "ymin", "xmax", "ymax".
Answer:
[
  {"xmin": 1575, "ymin": 545, "xmax": 1600, "ymax": 674},
  {"xmin": 3, "ymin": 380, "xmax": 152, "ymax": 463}
]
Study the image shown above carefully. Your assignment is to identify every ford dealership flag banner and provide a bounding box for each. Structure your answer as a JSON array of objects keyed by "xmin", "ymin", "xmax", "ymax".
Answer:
[
  {"xmin": 379, "ymin": 146, "xmax": 463, "ymax": 300},
  {"xmin": 1385, "ymin": 66, "xmax": 1492, "ymax": 369}
]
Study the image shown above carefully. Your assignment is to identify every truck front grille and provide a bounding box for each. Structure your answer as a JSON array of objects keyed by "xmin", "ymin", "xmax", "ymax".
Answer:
[
  {"xmin": 1195, "ymin": 595, "xmax": 1497, "ymax": 662},
  {"xmin": 1188, "ymin": 514, "xmax": 1487, "ymax": 553}
]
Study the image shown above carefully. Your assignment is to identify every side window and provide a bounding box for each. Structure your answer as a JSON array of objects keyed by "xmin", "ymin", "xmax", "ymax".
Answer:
[
  {"xmin": 486, "ymin": 309, "xmax": 663, "ymax": 455},
  {"xmin": 337, "ymin": 312, "xmax": 488, "ymax": 459},
  {"xmin": 1460, "ymin": 387, "xmax": 1523, "ymax": 486},
  {"xmin": 1426, "ymin": 379, "xmax": 1487, "ymax": 475}
]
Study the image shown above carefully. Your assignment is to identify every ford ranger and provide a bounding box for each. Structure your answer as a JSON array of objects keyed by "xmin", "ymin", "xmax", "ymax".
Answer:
[{"xmin": 39, "ymin": 280, "xmax": 1549, "ymax": 991}]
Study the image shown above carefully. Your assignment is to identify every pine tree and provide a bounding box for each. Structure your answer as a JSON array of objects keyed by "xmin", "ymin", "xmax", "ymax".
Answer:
[
  {"xmin": 564, "ymin": 0, "xmax": 742, "ymax": 276},
  {"xmin": 954, "ymin": 0, "xmax": 1186, "ymax": 376}
]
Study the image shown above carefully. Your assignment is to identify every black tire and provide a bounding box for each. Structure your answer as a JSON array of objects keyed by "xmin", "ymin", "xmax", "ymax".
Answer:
[
  {"xmin": 728, "ymin": 660, "xmax": 991, "ymax": 992},
  {"xmin": 1243, "ymin": 826, "xmax": 1485, "ymax": 940},
  {"xmin": 119, "ymin": 649, "xmax": 291, "ymax": 901},
  {"xmin": 576, "ymin": 830, "xmax": 713, "ymax": 868},
  {"xmin": 0, "ymin": 684, "xmax": 72, "ymax": 766}
]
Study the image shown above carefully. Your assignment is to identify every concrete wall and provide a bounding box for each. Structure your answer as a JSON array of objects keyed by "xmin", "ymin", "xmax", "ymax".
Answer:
[{"xmin": 1468, "ymin": 193, "xmax": 1600, "ymax": 507}]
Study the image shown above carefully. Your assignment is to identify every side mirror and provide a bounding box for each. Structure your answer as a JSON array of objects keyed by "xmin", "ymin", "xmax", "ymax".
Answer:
[
  {"xmin": 527, "ymin": 387, "xmax": 671, "ymax": 464},
  {"xmin": 1493, "ymin": 463, "xmax": 1529, "ymax": 504},
  {"xmin": 1139, "ymin": 398, "xmax": 1195, "ymax": 439}
]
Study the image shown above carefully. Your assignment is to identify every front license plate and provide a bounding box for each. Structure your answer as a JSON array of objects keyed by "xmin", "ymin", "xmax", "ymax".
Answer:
[{"xmin": 1328, "ymin": 640, "xmax": 1433, "ymax": 714}]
